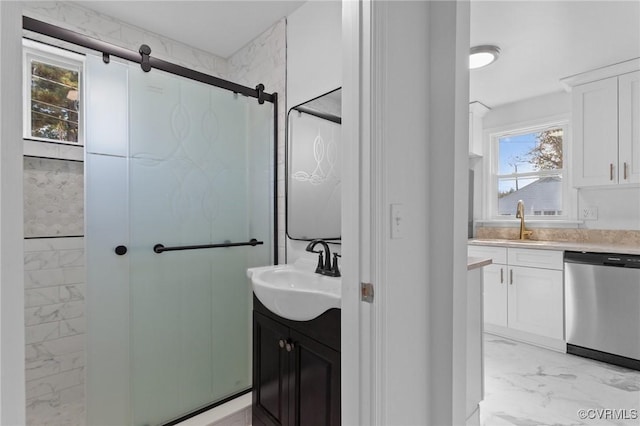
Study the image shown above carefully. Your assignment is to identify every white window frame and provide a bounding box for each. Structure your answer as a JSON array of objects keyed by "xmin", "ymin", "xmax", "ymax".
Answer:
[
  {"xmin": 483, "ymin": 116, "xmax": 577, "ymax": 223},
  {"xmin": 23, "ymin": 39, "xmax": 85, "ymax": 145}
]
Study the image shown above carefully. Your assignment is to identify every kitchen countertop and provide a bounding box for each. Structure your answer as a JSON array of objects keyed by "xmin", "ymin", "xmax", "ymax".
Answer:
[
  {"xmin": 469, "ymin": 238, "xmax": 640, "ymax": 255},
  {"xmin": 468, "ymin": 256, "xmax": 492, "ymax": 270}
]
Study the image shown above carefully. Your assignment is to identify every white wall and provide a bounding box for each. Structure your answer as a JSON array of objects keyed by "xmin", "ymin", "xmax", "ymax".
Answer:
[
  {"xmin": 0, "ymin": 2, "xmax": 26, "ymax": 424},
  {"xmin": 479, "ymin": 90, "xmax": 640, "ymax": 230},
  {"xmin": 482, "ymin": 91, "xmax": 571, "ymax": 129},
  {"xmin": 579, "ymin": 186, "xmax": 640, "ymax": 229},
  {"xmin": 286, "ymin": 1, "xmax": 342, "ymax": 108},
  {"xmin": 285, "ymin": 0, "xmax": 342, "ymax": 262}
]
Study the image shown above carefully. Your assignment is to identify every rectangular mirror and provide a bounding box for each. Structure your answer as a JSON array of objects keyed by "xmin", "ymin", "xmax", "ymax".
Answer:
[{"xmin": 286, "ymin": 88, "xmax": 341, "ymax": 241}]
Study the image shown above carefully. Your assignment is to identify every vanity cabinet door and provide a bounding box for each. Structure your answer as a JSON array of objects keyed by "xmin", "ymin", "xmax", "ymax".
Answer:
[
  {"xmin": 483, "ymin": 263, "xmax": 508, "ymax": 328},
  {"xmin": 289, "ymin": 330, "xmax": 341, "ymax": 426},
  {"xmin": 508, "ymin": 266, "xmax": 564, "ymax": 340},
  {"xmin": 253, "ymin": 312, "xmax": 290, "ymax": 426},
  {"xmin": 253, "ymin": 306, "xmax": 341, "ymax": 426}
]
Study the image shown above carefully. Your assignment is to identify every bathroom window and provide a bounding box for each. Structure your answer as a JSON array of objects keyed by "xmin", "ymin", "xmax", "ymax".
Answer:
[
  {"xmin": 489, "ymin": 121, "xmax": 569, "ymax": 219},
  {"xmin": 23, "ymin": 41, "xmax": 84, "ymax": 144}
]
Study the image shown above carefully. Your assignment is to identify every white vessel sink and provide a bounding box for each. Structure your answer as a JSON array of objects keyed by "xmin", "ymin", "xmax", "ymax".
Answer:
[{"xmin": 247, "ymin": 260, "xmax": 341, "ymax": 321}]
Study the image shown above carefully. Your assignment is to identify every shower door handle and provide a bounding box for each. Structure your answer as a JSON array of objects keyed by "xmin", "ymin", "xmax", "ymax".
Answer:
[
  {"xmin": 114, "ymin": 245, "xmax": 128, "ymax": 256},
  {"xmin": 153, "ymin": 238, "xmax": 263, "ymax": 253}
]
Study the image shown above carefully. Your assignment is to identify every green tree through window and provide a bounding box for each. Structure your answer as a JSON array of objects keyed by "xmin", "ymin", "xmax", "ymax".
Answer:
[{"xmin": 30, "ymin": 61, "xmax": 79, "ymax": 142}]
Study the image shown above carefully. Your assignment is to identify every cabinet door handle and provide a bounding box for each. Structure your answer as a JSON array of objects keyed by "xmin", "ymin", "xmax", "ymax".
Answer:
[
  {"xmin": 500, "ymin": 267, "xmax": 504, "ymax": 284},
  {"xmin": 610, "ymin": 163, "xmax": 614, "ymax": 181},
  {"xmin": 278, "ymin": 339, "xmax": 285, "ymax": 349},
  {"xmin": 285, "ymin": 341, "xmax": 295, "ymax": 352},
  {"xmin": 510, "ymin": 269, "xmax": 513, "ymax": 285},
  {"xmin": 624, "ymin": 162, "xmax": 628, "ymax": 180}
]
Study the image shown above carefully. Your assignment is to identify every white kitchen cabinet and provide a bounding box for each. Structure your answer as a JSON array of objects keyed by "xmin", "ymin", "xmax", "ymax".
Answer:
[
  {"xmin": 568, "ymin": 64, "xmax": 640, "ymax": 187},
  {"xmin": 469, "ymin": 102, "xmax": 490, "ymax": 157},
  {"xmin": 572, "ymin": 77, "xmax": 619, "ymax": 187},
  {"xmin": 508, "ymin": 266, "xmax": 564, "ymax": 340},
  {"xmin": 468, "ymin": 245, "xmax": 565, "ymax": 350},
  {"xmin": 619, "ymin": 71, "xmax": 640, "ymax": 184},
  {"xmin": 482, "ymin": 263, "xmax": 507, "ymax": 327}
]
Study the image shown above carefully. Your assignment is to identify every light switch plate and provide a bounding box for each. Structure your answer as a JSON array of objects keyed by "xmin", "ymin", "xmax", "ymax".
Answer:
[
  {"xmin": 390, "ymin": 203, "xmax": 404, "ymax": 239},
  {"xmin": 582, "ymin": 206, "xmax": 598, "ymax": 220}
]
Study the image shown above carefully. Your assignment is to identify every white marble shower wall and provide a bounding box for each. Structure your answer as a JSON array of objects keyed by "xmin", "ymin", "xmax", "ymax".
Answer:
[
  {"xmin": 23, "ymin": 148, "xmax": 86, "ymax": 426},
  {"xmin": 24, "ymin": 237, "xmax": 86, "ymax": 426},
  {"xmin": 228, "ymin": 19, "xmax": 287, "ymax": 262},
  {"xmin": 23, "ymin": 157, "xmax": 84, "ymax": 238}
]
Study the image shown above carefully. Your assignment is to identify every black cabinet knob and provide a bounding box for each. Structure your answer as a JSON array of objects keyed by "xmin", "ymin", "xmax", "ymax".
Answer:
[{"xmin": 115, "ymin": 245, "xmax": 128, "ymax": 256}]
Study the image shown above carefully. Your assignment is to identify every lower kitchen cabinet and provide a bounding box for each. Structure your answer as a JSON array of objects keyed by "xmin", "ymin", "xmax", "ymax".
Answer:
[
  {"xmin": 483, "ymin": 263, "xmax": 508, "ymax": 327},
  {"xmin": 508, "ymin": 266, "xmax": 564, "ymax": 340},
  {"xmin": 468, "ymin": 245, "xmax": 565, "ymax": 350},
  {"xmin": 252, "ymin": 297, "xmax": 341, "ymax": 426}
]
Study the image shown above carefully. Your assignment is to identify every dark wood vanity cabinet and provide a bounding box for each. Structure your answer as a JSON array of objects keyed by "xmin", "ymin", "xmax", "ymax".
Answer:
[{"xmin": 252, "ymin": 296, "xmax": 341, "ymax": 426}]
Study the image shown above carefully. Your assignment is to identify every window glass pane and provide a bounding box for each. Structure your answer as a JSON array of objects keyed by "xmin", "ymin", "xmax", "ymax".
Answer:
[
  {"xmin": 498, "ymin": 133, "xmax": 537, "ymax": 175},
  {"xmin": 497, "ymin": 175, "xmax": 563, "ymax": 216},
  {"xmin": 30, "ymin": 60, "xmax": 79, "ymax": 142},
  {"xmin": 498, "ymin": 128, "xmax": 563, "ymax": 175},
  {"xmin": 529, "ymin": 128, "xmax": 563, "ymax": 170}
]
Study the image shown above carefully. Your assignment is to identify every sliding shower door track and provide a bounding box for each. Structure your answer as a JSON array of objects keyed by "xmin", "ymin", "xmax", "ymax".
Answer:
[{"xmin": 23, "ymin": 16, "xmax": 275, "ymax": 103}]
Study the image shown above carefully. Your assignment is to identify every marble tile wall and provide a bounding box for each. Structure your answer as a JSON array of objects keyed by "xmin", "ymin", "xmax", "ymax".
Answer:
[
  {"xmin": 23, "ymin": 2, "xmax": 228, "ymax": 78},
  {"xmin": 24, "ymin": 237, "xmax": 86, "ymax": 426},
  {"xmin": 228, "ymin": 19, "xmax": 287, "ymax": 263},
  {"xmin": 24, "ymin": 157, "xmax": 84, "ymax": 238}
]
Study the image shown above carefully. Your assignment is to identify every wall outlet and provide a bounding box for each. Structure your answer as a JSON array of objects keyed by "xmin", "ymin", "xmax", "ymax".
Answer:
[{"xmin": 582, "ymin": 206, "xmax": 598, "ymax": 220}]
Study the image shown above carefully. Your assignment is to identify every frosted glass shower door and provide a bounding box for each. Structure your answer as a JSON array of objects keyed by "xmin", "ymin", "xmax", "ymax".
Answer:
[
  {"xmin": 85, "ymin": 52, "xmax": 274, "ymax": 426},
  {"xmin": 127, "ymin": 66, "xmax": 273, "ymax": 425}
]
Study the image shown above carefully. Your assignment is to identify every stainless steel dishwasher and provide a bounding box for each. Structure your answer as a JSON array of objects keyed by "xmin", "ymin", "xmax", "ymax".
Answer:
[{"xmin": 565, "ymin": 251, "xmax": 640, "ymax": 371}]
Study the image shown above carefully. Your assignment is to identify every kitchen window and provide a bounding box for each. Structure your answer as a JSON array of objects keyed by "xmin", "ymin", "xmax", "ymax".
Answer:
[
  {"xmin": 23, "ymin": 41, "xmax": 84, "ymax": 144},
  {"xmin": 488, "ymin": 121, "xmax": 569, "ymax": 220}
]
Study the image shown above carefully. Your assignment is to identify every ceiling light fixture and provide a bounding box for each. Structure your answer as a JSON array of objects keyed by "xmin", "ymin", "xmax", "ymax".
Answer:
[{"xmin": 469, "ymin": 45, "xmax": 500, "ymax": 70}]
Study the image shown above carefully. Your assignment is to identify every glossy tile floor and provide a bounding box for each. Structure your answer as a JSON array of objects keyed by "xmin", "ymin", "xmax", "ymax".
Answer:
[{"xmin": 480, "ymin": 334, "xmax": 640, "ymax": 426}]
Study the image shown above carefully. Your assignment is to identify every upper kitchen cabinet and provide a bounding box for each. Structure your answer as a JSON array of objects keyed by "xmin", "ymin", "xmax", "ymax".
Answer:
[
  {"xmin": 469, "ymin": 102, "xmax": 490, "ymax": 157},
  {"xmin": 563, "ymin": 60, "xmax": 640, "ymax": 187},
  {"xmin": 619, "ymin": 71, "xmax": 640, "ymax": 184}
]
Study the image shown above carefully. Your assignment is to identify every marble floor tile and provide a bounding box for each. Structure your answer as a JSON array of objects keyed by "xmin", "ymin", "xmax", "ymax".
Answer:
[{"xmin": 481, "ymin": 334, "xmax": 640, "ymax": 426}]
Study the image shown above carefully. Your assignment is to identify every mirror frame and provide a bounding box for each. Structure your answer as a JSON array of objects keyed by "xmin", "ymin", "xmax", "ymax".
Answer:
[{"xmin": 285, "ymin": 87, "xmax": 342, "ymax": 243}]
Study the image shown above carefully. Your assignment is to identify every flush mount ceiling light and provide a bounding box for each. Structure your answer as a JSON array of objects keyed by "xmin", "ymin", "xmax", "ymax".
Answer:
[{"xmin": 469, "ymin": 45, "xmax": 500, "ymax": 70}]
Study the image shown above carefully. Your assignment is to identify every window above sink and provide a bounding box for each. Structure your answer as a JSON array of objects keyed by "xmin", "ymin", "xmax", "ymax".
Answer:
[{"xmin": 483, "ymin": 117, "xmax": 576, "ymax": 223}]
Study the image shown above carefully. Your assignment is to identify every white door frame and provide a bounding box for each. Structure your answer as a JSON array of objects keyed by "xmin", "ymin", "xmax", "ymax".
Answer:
[
  {"xmin": 0, "ymin": 2, "xmax": 26, "ymax": 425},
  {"xmin": 341, "ymin": 1, "xmax": 471, "ymax": 424}
]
